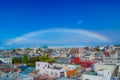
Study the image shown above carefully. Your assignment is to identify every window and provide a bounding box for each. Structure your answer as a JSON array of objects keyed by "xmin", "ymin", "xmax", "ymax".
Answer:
[
  {"xmin": 55, "ymin": 72, "xmax": 58, "ymax": 76},
  {"xmin": 48, "ymin": 65, "xmax": 49, "ymax": 68},
  {"xmin": 60, "ymin": 72, "xmax": 64, "ymax": 77},
  {"xmin": 37, "ymin": 64, "xmax": 40, "ymax": 67},
  {"xmin": 45, "ymin": 64, "xmax": 47, "ymax": 67},
  {"xmin": 87, "ymin": 64, "xmax": 90, "ymax": 67},
  {"xmin": 46, "ymin": 71, "xmax": 48, "ymax": 74},
  {"xmin": 51, "ymin": 72, "xmax": 53, "ymax": 75}
]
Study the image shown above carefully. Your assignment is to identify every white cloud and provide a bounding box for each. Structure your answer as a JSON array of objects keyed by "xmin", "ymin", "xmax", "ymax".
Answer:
[{"xmin": 78, "ymin": 20, "xmax": 83, "ymax": 24}]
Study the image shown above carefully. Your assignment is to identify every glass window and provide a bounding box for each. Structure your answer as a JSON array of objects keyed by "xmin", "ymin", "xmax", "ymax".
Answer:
[
  {"xmin": 51, "ymin": 72, "xmax": 53, "ymax": 75},
  {"xmin": 46, "ymin": 71, "xmax": 48, "ymax": 74},
  {"xmin": 37, "ymin": 64, "xmax": 40, "ymax": 67},
  {"xmin": 55, "ymin": 72, "xmax": 58, "ymax": 76},
  {"xmin": 60, "ymin": 72, "xmax": 64, "ymax": 77}
]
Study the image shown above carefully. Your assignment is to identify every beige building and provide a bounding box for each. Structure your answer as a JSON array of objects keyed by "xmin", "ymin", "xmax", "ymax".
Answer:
[{"xmin": 70, "ymin": 48, "xmax": 84, "ymax": 57}]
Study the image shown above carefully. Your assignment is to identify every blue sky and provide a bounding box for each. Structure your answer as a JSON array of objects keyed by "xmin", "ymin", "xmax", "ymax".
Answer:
[{"xmin": 0, "ymin": 0, "xmax": 120, "ymax": 48}]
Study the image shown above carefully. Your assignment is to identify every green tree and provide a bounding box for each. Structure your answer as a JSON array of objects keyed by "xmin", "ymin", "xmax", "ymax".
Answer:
[
  {"xmin": 22, "ymin": 54, "xmax": 28, "ymax": 65},
  {"xmin": 94, "ymin": 47, "xmax": 100, "ymax": 52},
  {"xmin": 12, "ymin": 57, "xmax": 22, "ymax": 64},
  {"xmin": 12, "ymin": 57, "xmax": 18, "ymax": 64},
  {"xmin": 27, "ymin": 56, "xmax": 40, "ymax": 67},
  {"xmin": 39, "ymin": 54, "xmax": 51, "ymax": 62}
]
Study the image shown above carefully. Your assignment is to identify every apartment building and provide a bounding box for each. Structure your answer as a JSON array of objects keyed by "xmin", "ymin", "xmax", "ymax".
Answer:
[
  {"xmin": 82, "ymin": 63, "xmax": 118, "ymax": 80},
  {"xmin": 35, "ymin": 62, "xmax": 81, "ymax": 79}
]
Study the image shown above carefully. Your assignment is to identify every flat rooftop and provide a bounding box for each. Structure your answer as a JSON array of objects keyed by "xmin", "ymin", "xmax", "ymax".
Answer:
[
  {"xmin": 55, "ymin": 77, "xmax": 75, "ymax": 80},
  {"xmin": 0, "ymin": 73, "xmax": 33, "ymax": 80}
]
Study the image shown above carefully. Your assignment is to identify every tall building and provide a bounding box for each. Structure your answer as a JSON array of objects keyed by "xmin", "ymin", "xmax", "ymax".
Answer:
[{"xmin": 70, "ymin": 48, "xmax": 84, "ymax": 54}]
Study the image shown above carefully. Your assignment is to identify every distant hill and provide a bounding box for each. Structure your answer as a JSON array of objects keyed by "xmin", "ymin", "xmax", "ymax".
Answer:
[{"xmin": 114, "ymin": 45, "xmax": 120, "ymax": 47}]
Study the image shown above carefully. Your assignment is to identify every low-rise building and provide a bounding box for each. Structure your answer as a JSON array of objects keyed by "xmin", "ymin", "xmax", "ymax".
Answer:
[
  {"xmin": 103, "ymin": 47, "xmax": 120, "ymax": 64},
  {"xmin": 0, "ymin": 55, "xmax": 12, "ymax": 63},
  {"xmin": 35, "ymin": 62, "xmax": 81, "ymax": 79},
  {"xmin": 0, "ymin": 72, "xmax": 33, "ymax": 80},
  {"xmin": 82, "ymin": 63, "xmax": 118, "ymax": 80},
  {"xmin": 55, "ymin": 77, "xmax": 75, "ymax": 80},
  {"xmin": 70, "ymin": 48, "xmax": 84, "ymax": 58}
]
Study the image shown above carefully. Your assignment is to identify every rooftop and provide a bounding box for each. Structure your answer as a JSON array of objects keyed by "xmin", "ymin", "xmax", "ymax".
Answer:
[
  {"xmin": 0, "ymin": 73, "xmax": 33, "ymax": 80},
  {"xmin": 55, "ymin": 77, "xmax": 75, "ymax": 80}
]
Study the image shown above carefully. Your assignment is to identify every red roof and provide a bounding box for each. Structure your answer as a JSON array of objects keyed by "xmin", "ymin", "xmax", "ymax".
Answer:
[
  {"xmin": 70, "ymin": 57, "xmax": 95, "ymax": 69},
  {"xmin": 104, "ymin": 51, "xmax": 110, "ymax": 57}
]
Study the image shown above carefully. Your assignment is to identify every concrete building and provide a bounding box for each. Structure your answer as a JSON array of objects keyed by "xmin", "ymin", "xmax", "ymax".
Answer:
[
  {"xmin": 0, "ymin": 56, "xmax": 12, "ymax": 63},
  {"xmin": 82, "ymin": 63, "xmax": 118, "ymax": 80},
  {"xmin": 35, "ymin": 62, "xmax": 81, "ymax": 79},
  {"xmin": 103, "ymin": 47, "xmax": 120, "ymax": 63},
  {"xmin": 0, "ymin": 73, "xmax": 33, "ymax": 80},
  {"xmin": 70, "ymin": 48, "xmax": 84, "ymax": 57}
]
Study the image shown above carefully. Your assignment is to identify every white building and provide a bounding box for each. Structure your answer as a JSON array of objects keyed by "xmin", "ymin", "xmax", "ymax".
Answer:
[
  {"xmin": 0, "ymin": 72, "xmax": 33, "ymax": 80},
  {"xmin": 35, "ymin": 62, "xmax": 81, "ymax": 78},
  {"xmin": 0, "ymin": 57, "xmax": 12, "ymax": 63},
  {"xmin": 36, "ymin": 62, "xmax": 65, "ymax": 78},
  {"xmin": 82, "ymin": 63, "xmax": 117, "ymax": 80},
  {"xmin": 103, "ymin": 46, "xmax": 120, "ymax": 63}
]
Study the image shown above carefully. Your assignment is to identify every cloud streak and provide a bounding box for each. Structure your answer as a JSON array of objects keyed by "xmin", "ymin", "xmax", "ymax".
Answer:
[{"xmin": 78, "ymin": 20, "xmax": 83, "ymax": 24}]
